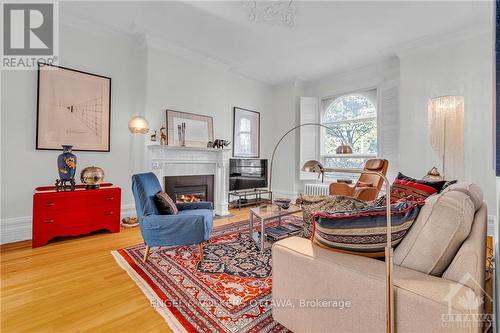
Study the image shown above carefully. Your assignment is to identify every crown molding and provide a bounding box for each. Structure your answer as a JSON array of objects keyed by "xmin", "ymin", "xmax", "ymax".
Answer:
[
  {"xmin": 59, "ymin": 10, "xmax": 273, "ymax": 85},
  {"xmin": 140, "ymin": 27, "xmax": 274, "ymax": 85},
  {"xmin": 395, "ymin": 24, "xmax": 492, "ymax": 59},
  {"xmin": 60, "ymin": 7, "xmax": 139, "ymax": 42}
]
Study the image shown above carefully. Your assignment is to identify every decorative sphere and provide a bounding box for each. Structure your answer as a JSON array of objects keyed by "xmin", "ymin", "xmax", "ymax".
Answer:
[
  {"xmin": 80, "ymin": 166, "xmax": 105, "ymax": 189},
  {"xmin": 128, "ymin": 116, "xmax": 149, "ymax": 134}
]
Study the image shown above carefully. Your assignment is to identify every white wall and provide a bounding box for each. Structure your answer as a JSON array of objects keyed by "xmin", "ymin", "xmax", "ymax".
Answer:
[
  {"xmin": 143, "ymin": 43, "xmax": 273, "ymax": 161},
  {"xmin": 269, "ymin": 81, "xmax": 304, "ymax": 197},
  {"xmin": 1, "ymin": 24, "xmax": 144, "ymax": 243},
  {"xmin": 0, "ymin": 21, "xmax": 273, "ymax": 244},
  {"xmin": 398, "ymin": 31, "xmax": 496, "ymax": 215}
]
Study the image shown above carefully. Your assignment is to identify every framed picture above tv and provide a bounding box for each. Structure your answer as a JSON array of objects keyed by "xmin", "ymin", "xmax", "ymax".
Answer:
[
  {"xmin": 233, "ymin": 107, "xmax": 260, "ymax": 158},
  {"xmin": 36, "ymin": 63, "xmax": 111, "ymax": 152}
]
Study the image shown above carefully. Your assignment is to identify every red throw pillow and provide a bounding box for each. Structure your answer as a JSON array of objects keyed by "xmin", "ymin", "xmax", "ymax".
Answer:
[
  {"xmin": 155, "ymin": 191, "xmax": 178, "ymax": 215},
  {"xmin": 390, "ymin": 172, "xmax": 446, "ymax": 202}
]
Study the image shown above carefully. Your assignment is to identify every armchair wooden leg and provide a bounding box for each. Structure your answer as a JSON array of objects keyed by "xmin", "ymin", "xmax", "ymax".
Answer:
[
  {"xmin": 198, "ymin": 243, "xmax": 204, "ymax": 263},
  {"xmin": 143, "ymin": 245, "xmax": 151, "ymax": 263}
]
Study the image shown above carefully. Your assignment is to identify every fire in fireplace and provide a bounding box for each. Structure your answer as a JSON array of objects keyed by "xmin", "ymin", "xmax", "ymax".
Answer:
[
  {"xmin": 174, "ymin": 187, "xmax": 206, "ymax": 203},
  {"xmin": 164, "ymin": 175, "xmax": 214, "ymax": 204}
]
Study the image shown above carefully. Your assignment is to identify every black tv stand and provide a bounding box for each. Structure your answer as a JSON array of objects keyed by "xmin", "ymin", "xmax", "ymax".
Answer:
[{"xmin": 228, "ymin": 189, "xmax": 272, "ymax": 210}]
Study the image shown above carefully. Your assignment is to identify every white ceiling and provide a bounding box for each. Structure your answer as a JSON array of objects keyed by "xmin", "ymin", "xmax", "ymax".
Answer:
[{"xmin": 62, "ymin": 1, "xmax": 492, "ymax": 85}]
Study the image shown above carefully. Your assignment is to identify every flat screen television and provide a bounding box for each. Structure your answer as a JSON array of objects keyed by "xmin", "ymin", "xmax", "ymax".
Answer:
[{"xmin": 229, "ymin": 158, "xmax": 268, "ymax": 191}]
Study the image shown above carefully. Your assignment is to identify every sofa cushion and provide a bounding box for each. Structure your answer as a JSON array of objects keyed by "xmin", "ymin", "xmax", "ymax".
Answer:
[
  {"xmin": 441, "ymin": 182, "xmax": 483, "ymax": 211},
  {"xmin": 154, "ymin": 191, "xmax": 178, "ymax": 215},
  {"xmin": 390, "ymin": 172, "xmax": 446, "ymax": 202},
  {"xmin": 299, "ymin": 195, "xmax": 370, "ymax": 238},
  {"xmin": 394, "ymin": 189, "xmax": 475, "ymax": 276},
  {"xmin": 312, "ymin": 200, "xmax": 424, "ymax": 256}
]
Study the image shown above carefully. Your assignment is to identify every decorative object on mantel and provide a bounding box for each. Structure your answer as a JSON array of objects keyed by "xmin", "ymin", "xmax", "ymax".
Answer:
[
  {"xmin": 423, "ymin": 166, "xmax": 443, "ymax": 181},
  {"xmin": 233, "ymin": 107, "xmax": 260, "ymax": 158},
  {"xmin": 177, "ymin": 122, "xmax": 186, "ymax": 146},
  {"xmin": 128, "ymin": 115, "xmax": 149, "ymax": 134},
  {"xmin": 55, "ymin": 145, "xmax": 77, "ymax": 191},
  {"xmin": 428, "ymin": 95, "xmax": 464, "ymax": 179},
  {"xmin": 80, "ymin": 166, "xmax": 105, "ymax": 189},
  {"xmin": 211, "ymin": 139, "xmax": 231, "ymax": 149},
  {"xmin": 37, "ymin": 63, "xmax": 111, "ymax": 152},
  {"xmin": 166, "ymin": 109, "xmax": 213, "ymax": 148},
  {"xmin": 159, "ymin": 126, "xmax": 167, "ymax": 145},
  {"xmin": 150, "ymin": 129, "xmax": 157, "ymax": 142}
]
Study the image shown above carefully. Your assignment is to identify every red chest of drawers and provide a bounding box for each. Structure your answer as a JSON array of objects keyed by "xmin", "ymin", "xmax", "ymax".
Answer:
[{"xmin": 32, "ymin": 183, "xmax": 121, "ymax": 248}]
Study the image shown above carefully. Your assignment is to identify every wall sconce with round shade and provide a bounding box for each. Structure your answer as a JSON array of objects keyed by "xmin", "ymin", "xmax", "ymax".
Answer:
[
  {"xmin": 428, "ymin": 96, "xmax": 464, "ymax": 179},
  {"xmin": 128, "ymin": 116, "xmax": 150, "ymax": 134}
]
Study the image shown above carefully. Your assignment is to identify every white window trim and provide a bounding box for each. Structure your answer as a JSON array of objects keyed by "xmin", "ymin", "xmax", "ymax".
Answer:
[{"xmin": 319, "ymin": 88, "xmax": 378, "ymax": 172}]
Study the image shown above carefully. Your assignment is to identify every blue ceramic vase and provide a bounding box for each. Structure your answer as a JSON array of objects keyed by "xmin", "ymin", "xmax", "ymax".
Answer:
[{"xmin": 57, "ymin": 145, "xmax": 77, "ymax": 180}]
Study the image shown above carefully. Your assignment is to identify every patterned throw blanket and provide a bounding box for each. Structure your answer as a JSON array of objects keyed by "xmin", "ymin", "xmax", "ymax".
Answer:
[{"xmin": 298, "ymin": 194, "xmax": 371, "ymax": 238}]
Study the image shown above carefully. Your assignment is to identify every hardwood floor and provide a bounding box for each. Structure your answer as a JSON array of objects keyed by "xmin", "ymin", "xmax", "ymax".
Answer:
[{"xmin": 0, "ymin": 208, "xmax": 251, "ymax": 333}]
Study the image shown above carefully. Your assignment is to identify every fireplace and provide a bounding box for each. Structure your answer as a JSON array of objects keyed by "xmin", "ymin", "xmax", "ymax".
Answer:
[{"xmin": 164, "ymin": 175, "xmax": 214, "ymax": 204}]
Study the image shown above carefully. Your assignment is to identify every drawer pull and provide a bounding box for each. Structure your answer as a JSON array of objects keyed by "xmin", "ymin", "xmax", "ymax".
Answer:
[
  {"xmin": 45, "ymin": 202, "xmax": 56, "ymax": 207},
  {"xmin": 44, "ymin": 219, "xmax": 54, "ymax": 223},
  {"xmin": 106, "ymin": 197, "xmax": 114, "ymax": 201},
  {"xmin": 105, "ymin": 211, "xmax": 114, "ymax": 216}
]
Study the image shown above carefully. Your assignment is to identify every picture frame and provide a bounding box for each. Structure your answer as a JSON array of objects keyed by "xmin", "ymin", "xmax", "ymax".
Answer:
[
  {"xmin": 36, "ymin": 63, "xmax": 111, "ymax": 152},
  {"xmin": 165, "ymin": 109, "xmax": 214, "ymax": 147},
  {"xmin": 233, "ymin": 107, "xmax": 260, "ymax": 158}
]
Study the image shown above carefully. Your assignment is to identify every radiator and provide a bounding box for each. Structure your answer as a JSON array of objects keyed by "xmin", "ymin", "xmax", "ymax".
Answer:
[{"xmin": 304, "ymin": 183, "xmax": 330, "ymax": 196}]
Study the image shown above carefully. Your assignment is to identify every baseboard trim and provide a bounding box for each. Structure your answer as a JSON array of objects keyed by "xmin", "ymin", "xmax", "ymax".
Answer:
[
  {"xmin": 0, "ymin": 204, "xmax": 136, "ymax": 245},
  {"xmin": 272, "ymin": 190, "xmax": 299, "ymax": 200}
]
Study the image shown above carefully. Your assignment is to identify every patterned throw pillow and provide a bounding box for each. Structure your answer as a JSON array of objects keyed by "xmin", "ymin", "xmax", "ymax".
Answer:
[
  {"xmin": 154, "ymin": 191, "xmax": 178, "ymax": 215},
  {"xmin": 312, "ymin": 200, "xmax": 424, "ymax": 256},
  {"xmin": 299, "ymin": 194, "xmax": 370, "ymax": 238},
  {"xmin": 390, "ymin": 172, "xmax": 446, "ymax": 202}
]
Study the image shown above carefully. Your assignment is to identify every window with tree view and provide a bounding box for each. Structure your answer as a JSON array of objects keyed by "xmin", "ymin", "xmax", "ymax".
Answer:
[{"xmin": 321, "ymin": 91, "xmax": 377, "ymax": 170}]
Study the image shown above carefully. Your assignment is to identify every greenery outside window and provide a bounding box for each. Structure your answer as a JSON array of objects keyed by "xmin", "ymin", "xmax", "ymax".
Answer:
[{"xmin": 321, "ymin": 90, "xmax": 377, "ymax": 174}]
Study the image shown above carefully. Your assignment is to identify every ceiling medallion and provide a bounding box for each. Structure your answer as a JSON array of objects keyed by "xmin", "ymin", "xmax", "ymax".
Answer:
[{"xmin": 241, "ymin": 1, "xmax": 296, "ymax": 27}]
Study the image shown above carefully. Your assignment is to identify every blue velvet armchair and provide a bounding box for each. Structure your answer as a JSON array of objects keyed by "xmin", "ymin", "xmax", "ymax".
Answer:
[{"xmin": 131, "ymin": 172, "xmax": 213, "ymax": 262}]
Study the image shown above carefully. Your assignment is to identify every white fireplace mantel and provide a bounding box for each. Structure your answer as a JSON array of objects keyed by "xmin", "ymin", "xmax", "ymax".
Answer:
[{"xmin": 147, "ymin": 144, "xmax": 231, "ymax": 216}]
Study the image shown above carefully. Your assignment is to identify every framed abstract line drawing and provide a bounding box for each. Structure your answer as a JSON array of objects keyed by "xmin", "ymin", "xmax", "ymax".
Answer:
[
  {"xmin": 233, "ymin": 107, "xmax": 260, "ymax": 158},
  {"xmin": 36, "ymin": 63, "xmax": 111, "ymax": 151}
]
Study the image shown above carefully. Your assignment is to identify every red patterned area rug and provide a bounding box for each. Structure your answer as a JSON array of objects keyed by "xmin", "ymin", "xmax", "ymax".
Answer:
[{"xmin": 112, "ymin": 216, "xmax": 303, "ymax": 333}]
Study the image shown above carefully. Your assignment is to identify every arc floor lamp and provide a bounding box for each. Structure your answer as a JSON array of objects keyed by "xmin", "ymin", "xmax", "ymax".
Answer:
[{"xmin": 268, "ymin": 122, "xmax": 394, "ymax": 333}]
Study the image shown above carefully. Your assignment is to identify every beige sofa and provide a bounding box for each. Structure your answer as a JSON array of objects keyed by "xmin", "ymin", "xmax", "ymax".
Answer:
[{"xmin": 272, "ymin": 183, "xmax": 487, "ymax": 333}]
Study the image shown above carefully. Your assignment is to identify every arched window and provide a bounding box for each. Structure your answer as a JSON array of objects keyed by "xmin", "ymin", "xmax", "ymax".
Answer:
[{"xmin": 321, "ymin": 91, "xmax": 377, "ymax": 169}]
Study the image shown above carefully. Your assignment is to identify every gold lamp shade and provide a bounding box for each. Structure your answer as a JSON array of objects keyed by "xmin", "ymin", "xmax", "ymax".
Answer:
[
  {"xmin": 128, "ymin": 116, "xmax": 150, "ymax": 134},
  {"xmin": 301, "ymin": 160, "xmax": 325, "ymax": 182},
  {"xmin": 335, "ymin": 144, "xmax": 353, "ymax": 154},
  {"xmin": 301, "ymin": 160, "xmax": 324, "ymax": 174}
]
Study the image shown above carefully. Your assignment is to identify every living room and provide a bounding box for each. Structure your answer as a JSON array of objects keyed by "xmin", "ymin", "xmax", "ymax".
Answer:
[{"xmin": 1, "ymin": 1, "xmax": 498, "ymax": 332}]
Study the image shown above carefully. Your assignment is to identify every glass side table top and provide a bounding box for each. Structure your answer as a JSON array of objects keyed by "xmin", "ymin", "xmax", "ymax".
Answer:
[{"xmin": 250, "ymin": 204, "xmax": 302, "ymax": 220}]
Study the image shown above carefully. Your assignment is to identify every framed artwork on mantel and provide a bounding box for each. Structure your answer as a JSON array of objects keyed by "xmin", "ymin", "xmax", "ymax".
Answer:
[
  {"xmin": 233, "ymin": 107, "xmax": 260, "ymax": 158},
  {"xmin": 36, "ymin": 63, "xmax": 111, "ymax": 151},
  {"xmin": 165, "ymin": 109, "xmax": 214, "ymax": 147}
]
